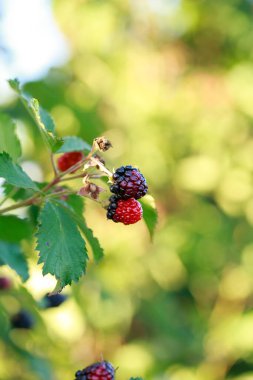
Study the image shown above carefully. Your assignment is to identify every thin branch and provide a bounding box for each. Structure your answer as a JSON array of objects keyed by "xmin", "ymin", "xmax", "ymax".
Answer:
[{"xmin": 50, "ymin": 153, "xmax": 58, "ymax": 177}]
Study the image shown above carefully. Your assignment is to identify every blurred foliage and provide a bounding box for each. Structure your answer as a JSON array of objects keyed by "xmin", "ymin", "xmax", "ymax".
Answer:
[{"xmin": 1, "ymin": 0, "xmax": 253, "ymax": 379}]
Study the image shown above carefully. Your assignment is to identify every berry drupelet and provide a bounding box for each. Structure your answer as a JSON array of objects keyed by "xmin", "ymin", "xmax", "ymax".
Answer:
[
  {"xmin": 110, "ymin": 165, "xmax": 148, "ymax": 200},
  {"xmin": 74, "ymin": 360, "xmax": 115, "ymax": 380},
  {"xmin": 57, "ymin": 151, "xmax": 83, "ymax": 172},
  {"xmin": 107, "ymin": 195, "xmax": 143, "ymax": 225}
]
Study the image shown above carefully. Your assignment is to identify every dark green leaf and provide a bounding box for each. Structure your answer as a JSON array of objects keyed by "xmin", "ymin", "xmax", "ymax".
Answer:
[
  {"xmin": 30, "ymin": 99, "xmax": 63, "ymax": 152},
  {"xmin": 8, "ymin": 79, "xmax": 63, "ymax": 153},
  {"xmin": 140, "ymin": 195, "xmax": 158, "ymax": 240},
  {"xmin": 67, "ymin": 194, "xmax": 85, "ymax": 218},
  {"xmin": 76, "ymin": 217, "xmax": 104, "ymax": 262},
  {"xmin": 0, "ymin": 152, "xmax": 38, "ymax": 191},
  {"xmin": 129, "ymin": 378, "xmax": 144, "ymax": 380},
  {"xmin": 36, "ymin": 200, "xmax": 88, "ymax": 288},
  {"xmin": 62, "ymin": 197, "xmax": 103, "ymax": 262},
  {"xmin": 0, "ymin": 113, "xmax": 22, "ymax": 161},
  {"xmin": 56, "ymin": 136, "xmax": 91, "ymax": 153},
  {"xmin": 0, "ymin": 241, "xmax": 29, "ymax": 281},
  {"xmin": 0, "ymin": 215, "xmax": 32, "ymax": 242}
]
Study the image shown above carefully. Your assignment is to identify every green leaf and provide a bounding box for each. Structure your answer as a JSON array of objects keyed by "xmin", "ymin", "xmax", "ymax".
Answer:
[
  {"xmin": 129, "ymin": 378, "xmax": 144, "ymax": 380},
  {"xmin": 36, "ymin": 200, "xmax": 88, "ymax": 288},
  {"xmin": 56, "ymin": 136, "xmax": 91, "ymax": 153},
  {"xmin": 30, "ymin": 99, "xmax": 63, "ymax": 152},
  {"xmin": 67, "ymin": 194, "xmax": 85, "ymax": 218},
  {"xmin": 140, "ymin": 195, "xmax": 158, "ymax": 240},
  {"xmin": 77, "ymin": 219, "xmax": 104, "ymax": 262},
  {"xmin": 0, "ymin": 215, "xmax": 32, "ymax": 242},
  {"xmin": 0, "ymin": 152, "xmax": 38, "ymax": 190},
  {"xmin": 0, "ymin": 113, "xmax": 22, "ymax": 161},
  {"xmin": 62, "ymin": 197, "xmax": 104, "ymax": 262},
  {"xmin": 0, "ymin": 241, "xmax": 29, "ymax": 281},
  {"xmin": 8, "ymin": 78, "xmax": 21, "ymax": 93},
  {"xmin": 8, "ymin": 79, "xmax": 63, "ymax": 153}
]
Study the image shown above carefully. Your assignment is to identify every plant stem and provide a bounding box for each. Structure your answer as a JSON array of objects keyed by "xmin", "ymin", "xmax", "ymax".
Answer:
[
  {"xmin": 50, "ymin": 153, "xmax": 58, "ymax": 177},
  {"xmin": 0, "ymin": 187, "xmax": 18, "ymax": 207},
  {"xmin": 0, "ymin": 194, "xmax": 41, "ymax": 215},
  {"xmin": 59, "ymin": 173, "xmax": 86, "ymax": 183},
  {"xmin": 0, "ymin": 141, "xmax": 112, "ymax": 215}
]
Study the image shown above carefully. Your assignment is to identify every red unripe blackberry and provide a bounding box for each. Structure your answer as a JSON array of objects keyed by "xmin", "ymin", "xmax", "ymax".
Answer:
[
  {"xmin": 57, "ymin": 151, "xmax": 83, "ymax": 172},
  {"xmin": 0, "ymin": 276, "xmax": 12, "ymax": 290},
  {"xmin": 107, "ymin": 196, "xmax": 143, "ymax": 225},
  {"xmin": 74, "ymin": 360, "xmax": 115, "ymax": 380},
  {"xmin": 110, "ymin": 165, "xmax": 148, "ymax": 200}
]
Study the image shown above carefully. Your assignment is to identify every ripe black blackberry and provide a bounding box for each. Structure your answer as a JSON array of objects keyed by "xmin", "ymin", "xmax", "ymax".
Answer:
[
  {"xmin": 74, "ymin": 360, "xmax": 115, "ymax": 380},
  {"xmin": 42, "ymin": 293, "xmax": 67, "ymax": 308},
  {"xmin": 11, "ymin": 310, "xmax": 34, "ymax": 329},
  {"xmin": 110, "ymin": 165, "xmax": 148, "ymax": 200}
]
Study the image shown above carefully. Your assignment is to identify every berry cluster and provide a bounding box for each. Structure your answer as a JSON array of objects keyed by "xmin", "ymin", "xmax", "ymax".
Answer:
[
  {"xmin": 57, "ymin": 149, "xmax": 148, "ymax": 226},
  {"xmin": 75, "ymin": 361, "xmax": 115, "ymax": 380},
  {"xmin": 107, "ymin": 166, "xmax": 148, "ymax": 225}
]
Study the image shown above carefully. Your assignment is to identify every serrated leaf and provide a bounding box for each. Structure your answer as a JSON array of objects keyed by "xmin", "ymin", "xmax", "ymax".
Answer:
[
  {"xmin": 36, "ymin": 200, "xmax": 88, "ymax": 288},
  {"xmin": 61, "ymin": 198, "xmax": 103, "ymax": 262},
  {"xmin": 30, "ymin": 99, "xmax": 63, "ymax": 152},
  {"xmin": 0, "ymin": 113, "xmax": 22, "ymax": 161},
  {"xmin": 56, "ymin": 136, "xmax": 91, "ymax": 153},
  {"xmin": 8, "ymin": 78, "xmax": 63, "ymax": 153},
  {"xmin": 0, "ymin": 152, "xmax": 38, "ymax": 191},
  {"xmin": 76, "ymin": 217, "xmax": 104, "ymax": 262},
  {"xmin": 140, "ymin": 195, "xmax": 158, "ymax": 240},
  {"xmin": 0, "ymin": 215, "xmax": 32, "ymax": 242},
  {"xmin": 0, "ymin": 241, "xmax": 29, "ymax": 281}
]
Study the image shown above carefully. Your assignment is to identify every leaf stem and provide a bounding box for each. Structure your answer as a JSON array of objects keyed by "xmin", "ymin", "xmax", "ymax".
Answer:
[
  {"xmin": 0, "ymin": 193, "xmax": 41, "ymax": 215},
  {"xmin": 0, "ymin": 187, "xmax": 18, "ymax": 207},
  {"xmin": 0, "ymin": 140, "xmax": 112, "ymax": 215},
  {"xmin": 50, "ymin": 153, "xmax": 58, "ymax": 177}
]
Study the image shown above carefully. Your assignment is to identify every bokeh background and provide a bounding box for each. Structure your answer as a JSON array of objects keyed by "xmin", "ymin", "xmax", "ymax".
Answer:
[{"xmin": 1, "ymin": 0, "xmax": 253, "ymax": 379}]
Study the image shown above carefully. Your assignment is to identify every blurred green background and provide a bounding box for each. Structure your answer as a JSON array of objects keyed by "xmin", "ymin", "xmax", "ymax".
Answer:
[{"xmin": 2, "ymin": 0, "xmax": 253, "ymax": 379}]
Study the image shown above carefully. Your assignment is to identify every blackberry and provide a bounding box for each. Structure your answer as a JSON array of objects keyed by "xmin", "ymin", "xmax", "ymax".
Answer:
[
  {"xmin": 110, "ymin": 165, "xmax": 148, "ymax": 199},
  {"xmin": 0, "ymin": 276, "xmax": 11, "ymax": 290},
  {"xmin": 11, "ymin": 310, "xmax": 34, "ymax": 329},
  {"xmin": 57, "ymin": 151, "xmax": 83, "ymax": 172},
  {"xmin": 74, "ymin": 360, "xmax": 115, "ymax": 380},
  {"xmin": 42, "ymin": 293, "xmax": 67, "ymax": 308},
  {"xmin": 107, "ymin": 196, "xmax": 143, "ymax": 225}
]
